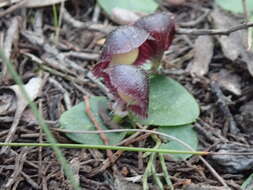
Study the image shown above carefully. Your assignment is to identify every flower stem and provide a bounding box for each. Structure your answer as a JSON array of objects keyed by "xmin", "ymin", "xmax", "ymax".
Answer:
[
  {"xmin": 152, "ymin": 164, "xmax": 164, "ymax": 190},
  {"xmin": 143, "ymin": 134, "xmax": 162, "ymax": 190},
  {"xmin": 112, "ymin": 114, "xmax": 124, "ymax": 123},
  {"xmin": 151, "ymin": 55, "xmax": 163, "ymax": 73},
  {"xmin": 159, "ymin": 153, "xmax": 174, "ymax": 190}
]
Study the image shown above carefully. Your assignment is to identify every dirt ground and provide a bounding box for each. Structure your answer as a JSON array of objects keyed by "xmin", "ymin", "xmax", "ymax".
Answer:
[{"xmin": 1, "ymin": 0, "xmax": 253, "ymax": 189}]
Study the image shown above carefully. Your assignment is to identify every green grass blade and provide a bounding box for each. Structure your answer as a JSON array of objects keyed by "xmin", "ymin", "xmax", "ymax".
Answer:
[{"xmin": 0, "ymin": 142, "xmax": 207, "ymax": 155}]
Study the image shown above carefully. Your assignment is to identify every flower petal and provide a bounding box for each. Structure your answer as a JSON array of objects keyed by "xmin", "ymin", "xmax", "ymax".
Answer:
[
  {"xmin": 134, "ymin": 12, "xmax": 176, "ymax": 56},
  {"xmin": 93, "ymin": 61, "xmax": 110, "ymax": 77},
  {"xmin": 93, "ymin": 26, "xmax": 149, "ymax": 77},
  {"xmin": 134, "ymin": 40, "xmax": 154, "ymax": 65},
  {"xmin": 104, "ymin": 64, "xmax": 149, "ymax": 118},
  {"xmin": 101, "ymin": 25, "xmax": 150, "ymax": 62}
]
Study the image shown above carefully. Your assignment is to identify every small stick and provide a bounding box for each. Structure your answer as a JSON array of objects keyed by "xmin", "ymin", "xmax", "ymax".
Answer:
[
  {"xmin": 177, "ymin": 21, "xmax": 253, "ymax": 36},
  {"xmin": 179, "ymin": 9, "xmax": 211, "ymax": 27},
  {"xmin": 0, "ymin": 0, "xmax": 27, "ymax": 17},
  {"xmin": 241, "ymin": 0, "xmax": 252, "ymax": 49},
  {"xmin": 83, "ymin": 96, "xmax": 113, "ymax": 162},
  {"xmin": 1, "ymin": 16, "xmax": 19, "ymax": 82},
  {"xmin": 90, "ymin": 104, "xmax": 152, "ymax": 176},
  {"xmin": 210, "ymin": 81, "xmax": 239, "ymax": 134},
  {"xmin": 88, "ymin": 132, "xmax": 151, "ymax": 177}
]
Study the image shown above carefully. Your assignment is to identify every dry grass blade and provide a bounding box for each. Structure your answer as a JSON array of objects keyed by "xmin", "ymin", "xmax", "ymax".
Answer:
[{"xmin": 83, "ymin": 96, "xmax": 113, "ymax": 162}]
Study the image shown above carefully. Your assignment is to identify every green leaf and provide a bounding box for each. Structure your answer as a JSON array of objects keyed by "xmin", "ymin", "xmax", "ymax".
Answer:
[
  {"xmin": 59, "ymin": 96, "xmax": 125, "ymax": 145},
  {"xmin": 133, "ymin": 75, "xmax": 199, "ymax": 126},
  {"xmin": 216, "ymin": 0, "xmax": 253, "ymax": 14},
  {"xmin": 97, "ymin": 0, "xmax": 158, "ymax": 15},
  {"xmin": 158, "ymin": 125, "xmax": 198, "ymax": 160},
  {"xmin": 241, "ymin": 173, "xmax": 253, "ymax": 190}
]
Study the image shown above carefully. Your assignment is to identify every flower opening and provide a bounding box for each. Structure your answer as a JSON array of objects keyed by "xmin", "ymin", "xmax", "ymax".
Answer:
[{"xmin": 104, "ymin": 64, "xmax": 149, "ymax": 118}]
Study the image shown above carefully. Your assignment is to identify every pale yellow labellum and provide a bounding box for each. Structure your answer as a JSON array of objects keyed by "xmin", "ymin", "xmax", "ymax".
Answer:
[
  {"xmin": 111, "ymin": 48, "xmax": 139, "ymax": 65},
  {"xmin": 118, "ymin": 90, "xmax": 137, "ymax": 105}
]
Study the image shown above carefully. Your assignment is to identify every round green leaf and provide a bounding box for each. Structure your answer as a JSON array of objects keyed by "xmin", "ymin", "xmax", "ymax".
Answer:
[
  {"xmin": 133, "ymin": 75, "xmax": 199, "ymax": 126},
  {"xmin": 97, "ymin": 0, "xmax": 158, "ymax": 15},
  {"xmin": 241, "ymin": 173, "xmax": 253, "ymax": 190},
  {"xmin": 158, "ymin": 125, "xmax": 198, "ymax": 160},
  {"xmin": 59, "ymin": 96, "xmax": 125, "ymax": 145},
  {"xmin": 216, "ymin": 0, "xmax": 253, "ymax": 14}
]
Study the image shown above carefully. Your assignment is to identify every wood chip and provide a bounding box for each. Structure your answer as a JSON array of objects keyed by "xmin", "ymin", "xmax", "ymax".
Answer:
[
  {"xmin": 69, "ymin": 158, "xmax": 80, "ymax": 186},
  {"xmin": 209, "ymin": 143, "xmax": 253, "ymax": 174},
  {"xmin": 210, "ymin": 69, "xmax": 242, "ymax": 96},
  {"xmin": 211, "ymin": 8, "xmax": 244, "ymax": 61},
  {"xmin": 0, "ymin": 88, "xmax": 16, "ymax": 115},
  {"xmin": 187, "ymin": 36, "xmax": 214, "ymax": 76},
  {"xmin": 211, "ymin": 7, "xmax": 253, "ymax": 77}
]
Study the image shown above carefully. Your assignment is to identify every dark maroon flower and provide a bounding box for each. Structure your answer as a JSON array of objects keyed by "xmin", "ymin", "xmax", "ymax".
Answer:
[
  {"xmin": 103, "ymin": 64, "xmax": 149, "ymax": 118},
  {"xmin": 93, "ymin": 12, "xmax": 176, "ymax": 77},
  {"xmin": 134, "ymin": 12, "xmax": 176, "ymax": 60},
  {"xmin": 93, "ymin": 25, "xmax": 150, "ymax": 77},
  {"xmin": 92, "ymin": 12, "xmax": 175, "ymax": 118}
]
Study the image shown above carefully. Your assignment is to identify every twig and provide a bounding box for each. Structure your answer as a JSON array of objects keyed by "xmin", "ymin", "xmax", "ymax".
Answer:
[
  {"xmin": 210, "ymin": 81, "xmax": 240, "ymax": 134},
  {"xmin": 49, "ymin": 78, "xmax": 72, "ymax": 110},
  {"xmin": 89, "ymin": 105, "xmax": 150, "ymax": 176},
  {"xmin": 0, "ymin": 0, "xmax": 27, "ymax": 17},
  {"xmin": 38, "ymin": 100, "xmax": 43, "ymax": 186},
  {"xmin": 62, "ymin": 51, "xmax": 99, "ymax": 61},
  {"xmin": 179, "ymin": 9, "xmax": 211, "ymax": 27},
  {"xmin": 62, "ymin": 7, "xmax": 114, "ymax": 34},
  {"xmin": 1, "ymin": 16, "xmax": 19, "ymax": 82},
  {"xmin": 83, "ymin": 96, "xmax": 113, "ymax": 162},
  {"xmin": 92, "ymin": 4, "xmax": 101, "ymax": 23},
  {"xmin": 23, "ymin": 52, "xmax": 89, "ymax": 85},
  {"xmin": 21, "ymin": 171, "xmax": 40, "ymax": 189},
  {"xmin": 0, "ymin": 92, "xmax": 25, "ymax": 154},
  {"xmin": 21, "ymin": 30, "xmax": 86, "ymax": 73},
  {"xmin": 89, "ymin": 105, "xmax": 151, "ymax": 176},
  {"xmin": 194, "ymin": 122, "xmax": 220, "ymax": 144},
  {"xmin": 88, "ymin": 133, "xmax": 151, "ymax": 177},
  {"xmin": 4, "ymin": 147, "xmax": 28, "ymax": 188},
  {"xmin": 4, "ymin": 17, "xmax": 19, "ymax": 58},
  {"xmin": 87, "ymin": 71, "xmax": 114, "ymax": 100},
  {"xmin": 198, "ymin": 158, "xmax": 228, "ymax": 187},
  {"xmin": 176, "ymin": 21, "xmax": 253, "ymax": 36},
  {"xmin": 117, "ymin": 131, "xmax": 150, "ymax": 146}
]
